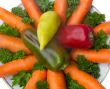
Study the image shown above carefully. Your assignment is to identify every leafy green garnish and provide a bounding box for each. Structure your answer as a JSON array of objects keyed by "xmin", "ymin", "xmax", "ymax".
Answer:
[
  {"xmin": 0, "ymin": 24, "xmax": 20, "ymax": 37},
  {"xmin": 22, "ymin": 17, "xmax": 34, "ymax": 24},
  {"xmin": 35, "ymin": 0, "xmax": 54, "ymax": 12},
  {"xmin": 11, "ymin": 7, "xmax": 34, "ymax": 25},
  {"xmin": 67, "ymin": 0, "xmax": 80, "ymax": 19},
  {"xmin": 103, "ymin": 44, "xmax": 110, "ymax": 49},
  {"xmin": 66, "ymin": 74, "xmax": 85, "ymax": 89},
  {"xmin": 0, "ymin": 49, "xmax": 13, "ymax": 63},
  {"xmin": 33, "ymin": 63, "xmax": 46, "ymax": 70},
  {"xmin": 36, "ymin": 81, "xmax": 49, "ymax": 89},
  {"xmin": 12, "ymin": 71, "xmax": 31, "ymax": 89},
  {"xmin": 0, "ymin": 49, "xmax": 26, "ymax": 63},
  {"xmin": 11, "ymin": 7, "xmax": 28, "ymax": 17},
  {"xmin": 93, "ymin": 30, "xmax": 108, "ymax": 50},
  {"xmin": 13, "ymin": 50, "xmax": 26, "ymax": 60},
  {"xmin": 83, "ymin": 12, "xmax": 105, "ymax": 27},
  {"xmin": 77, "ymin": 55, "xmax": 100, "ymax": 79}
]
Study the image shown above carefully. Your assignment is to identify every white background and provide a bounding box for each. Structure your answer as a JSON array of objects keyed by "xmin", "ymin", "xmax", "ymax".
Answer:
[{"xmin": 0, "ymin": 0, "xmax": 110, "ymax": 89}]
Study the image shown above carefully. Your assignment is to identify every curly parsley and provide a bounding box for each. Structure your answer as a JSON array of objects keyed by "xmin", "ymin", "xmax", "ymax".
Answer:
[
  {"xmin": 66, "ymin": 74, "xmax": 85, "ymax": 89},
  {"xmin": 77, "ymin": 55, "xmax": 100, "ymax": 79}
]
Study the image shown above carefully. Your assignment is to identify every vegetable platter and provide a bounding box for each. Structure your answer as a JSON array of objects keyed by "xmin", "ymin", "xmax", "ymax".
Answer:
[{"xmin": 0, "ymin": 0, "xmax": 110, "ymax": 89}]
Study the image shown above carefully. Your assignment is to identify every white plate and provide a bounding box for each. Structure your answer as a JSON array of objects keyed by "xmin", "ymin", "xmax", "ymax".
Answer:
[{"xmin": 0, "ymin": 0, "xmax": 110, "ymax": 89}]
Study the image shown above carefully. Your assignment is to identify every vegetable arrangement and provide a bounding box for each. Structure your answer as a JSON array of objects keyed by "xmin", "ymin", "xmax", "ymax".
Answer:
[{"xmin": 0, "ymin": 0, "xmax": 109, "ymax": 89}]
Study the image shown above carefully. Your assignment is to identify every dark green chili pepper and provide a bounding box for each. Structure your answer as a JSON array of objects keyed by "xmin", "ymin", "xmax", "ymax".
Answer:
[{"xmin": 22, "ymin": 29, "xmax": 69, "ymax": 71}]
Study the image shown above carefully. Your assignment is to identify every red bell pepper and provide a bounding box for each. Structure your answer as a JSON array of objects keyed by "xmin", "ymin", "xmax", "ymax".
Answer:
[{"xmin": 58, "ymin": 24, "xmax": 94, "ymax": 48}]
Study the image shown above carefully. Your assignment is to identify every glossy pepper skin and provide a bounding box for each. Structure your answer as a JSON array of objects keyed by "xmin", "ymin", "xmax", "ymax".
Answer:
[
  {"xmin": 37, "ymin": 11, "xmax": 61, "ymax": 50},
  {"xmin": 58, "ymin": 24, "xmax": 94, "ymax": 48},
  {"xmin": 22, "ymin": 29, "xmax": 69, "ymax": 71}
]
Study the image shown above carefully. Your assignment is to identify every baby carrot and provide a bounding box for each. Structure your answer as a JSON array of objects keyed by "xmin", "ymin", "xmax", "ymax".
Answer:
[
  {"xmin": 67, "ymin": 0, "xmax": 93, "ymax": 25},
  {"xmin": 0, "ymin": 7, "xmax": 33, "ymax": 33},
  {"xmin": 64, "ymin": 62, "xmax": 105, "ymax": 89},
  {"xmin": 0, "ymin": 55, "xmax": 37, "ymax": 77},
  {"xmin": 21, "ymin": 0, "xmax": 42, "ymax": 28},
  {"xmin": 25, "ymin": 70, "xmax": 47, "ymax": 89},
  {"xmin": 47, "ymin": 70, "xmax": 66, "ymax": 89},
  {"xmin": 94, "ymin": 21, "xmax": 110, "ymax": 34},
  {"xmin": 0, "ymin": 34, "xmax": 31, "ymax": 54},
  {"xmin": 54, "ymin": 0, "xmax": 67, "ymax": 24},
  {"xmin": 71, "ymin": 49, "xmax": 110, "ymax": 63}
]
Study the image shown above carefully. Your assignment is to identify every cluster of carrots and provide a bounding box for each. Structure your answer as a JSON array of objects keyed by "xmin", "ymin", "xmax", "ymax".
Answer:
[{"xmin": 0, "ymin": 0, "xmax": 110, "ymax": 89}]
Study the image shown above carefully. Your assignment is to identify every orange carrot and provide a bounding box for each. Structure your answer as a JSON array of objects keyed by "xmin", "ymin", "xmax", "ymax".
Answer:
[
  {"xmin": 0, "ymin": 55, "xmax": 37, "ymax": 77},
  {"xmin": 0, "ymin": 34, "xmax": 31, "ymax": 54},
  {"xmin": 21, "ymin": 0, "xmax": 42, "ymax": 28},
  {"xmin": 94, "ymin": 21, "xmax": 110, "ymax": 34},
  {"xmin": 25, "ymin": 70, "xmax": 47, "ymax": 89},
  {"xmin": 71, "ymin": 49, "xmax": 110, "ymax": 63},
  {"xmin": 64, "ymin": 62, "xmax": 105, "ymax": 89},
  {"xmin": 54, "ymin": 0, "xmax": 67, "ymax": 24},
  {"xmin": 67, "ymin": 0, "xmax": 93, "ymax": 25},
  {"xmin": 47, "ymin": 70, "xmax": 66, "ymax": 89},
  {"xmin": 0, "ymin": 7, "xmax": 33, "ymax": 33}
]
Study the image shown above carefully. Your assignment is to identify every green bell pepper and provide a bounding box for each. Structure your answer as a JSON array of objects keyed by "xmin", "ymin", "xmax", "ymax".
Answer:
[
  {"xmin": 22, "ymin": 29, "xmax": 69, "ymax": 71},
  {"xmin": 37, "ymin": 11, "xmax": 61, "ymax": 50}
]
